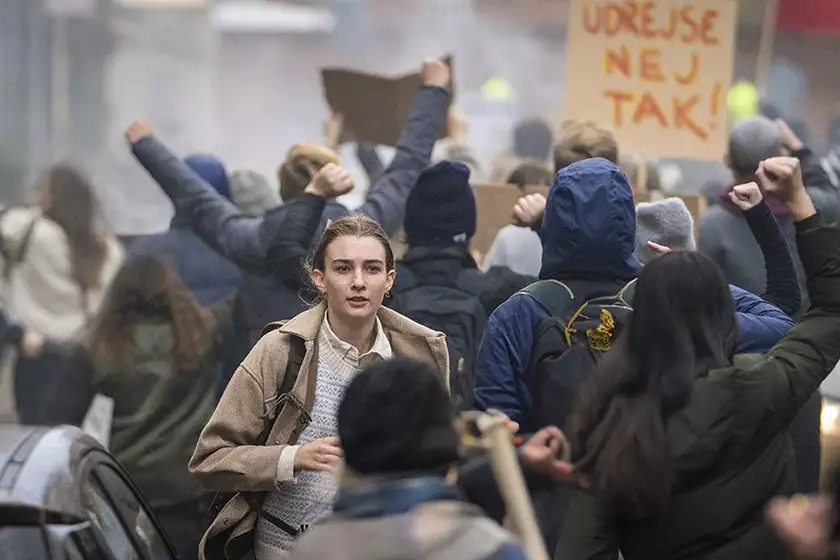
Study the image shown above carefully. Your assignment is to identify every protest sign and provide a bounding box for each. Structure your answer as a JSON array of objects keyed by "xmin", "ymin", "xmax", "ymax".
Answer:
[
  {"xmin": 562, "ymin": 0, "xmax": 737, "ymax": 161},
  {"xmin": 321, "ymin": 56, "xmax": 453, "ymax": 147}
]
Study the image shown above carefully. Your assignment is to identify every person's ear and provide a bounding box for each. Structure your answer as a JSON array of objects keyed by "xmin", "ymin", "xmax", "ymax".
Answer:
[
  {"xmin": 722, "ymin": 153, "xmax": 732, "ymax": 171},
  {"xmin": 311, "ymin": 269, "xmax": 327, "ymax": 296},
  {"xmin": 385, "ymin": 269, "xmax": 396, "ymax": 294}
]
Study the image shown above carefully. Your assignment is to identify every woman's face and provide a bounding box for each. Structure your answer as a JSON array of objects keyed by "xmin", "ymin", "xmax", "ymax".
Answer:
[{"xmin": 311, "ymin": 235, "xmax": 395, "ymax": 322}]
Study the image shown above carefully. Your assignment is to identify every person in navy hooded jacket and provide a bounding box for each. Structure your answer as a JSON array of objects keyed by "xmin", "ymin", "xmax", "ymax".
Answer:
[{"xmin": 473, "ymin": 158, "xmax": 798, "ymax": 433}]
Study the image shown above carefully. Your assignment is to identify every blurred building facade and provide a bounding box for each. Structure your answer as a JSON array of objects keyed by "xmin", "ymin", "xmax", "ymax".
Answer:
[{"xmin": 2, "ymin": 0, "xmax": 840, "ymax": 230}]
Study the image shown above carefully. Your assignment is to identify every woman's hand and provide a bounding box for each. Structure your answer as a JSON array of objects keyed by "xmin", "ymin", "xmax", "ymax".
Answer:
[
  {"xmin": 294, "ymin": 436, "xmax": 343, "ymax": 473},
  {"xmin": 767, "ymin": 495, "xmax": 837, "ymax": 560},
  {"xmin": 728, "ymin": 181, "xmax": 764, "ymax": 211},
  {"xmin": 520, "ymin": 426, "xmax": 589, "ymax": 490},
  {"xmin": 758, "ymin": 157, "xmax": 815, "ymax": 220}
]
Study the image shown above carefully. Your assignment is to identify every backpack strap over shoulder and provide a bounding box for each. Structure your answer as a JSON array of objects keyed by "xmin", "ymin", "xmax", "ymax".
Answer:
[
  {"xmin": 519, "ymin": 280, "xmax": 576, "ymax": 317},
  {"xmin": 616, "ymin": 278, "xmax": 637, "ymax": 307},
  {"xmin": 209, "ymin": 333, "xmax": 307, "ymax": 520},
  {"xmin": 0, "ymin": 206, "xmax": 38, "ymax": 283}
]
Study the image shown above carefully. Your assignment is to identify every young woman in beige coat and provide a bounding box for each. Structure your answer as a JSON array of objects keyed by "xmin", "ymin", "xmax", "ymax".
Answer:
[{"xmin": 189, "ymin": 208, "xmax": 449, "ymax": 560}]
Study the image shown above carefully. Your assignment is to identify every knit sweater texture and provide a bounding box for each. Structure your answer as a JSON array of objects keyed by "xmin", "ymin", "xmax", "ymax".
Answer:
[{"xmin": 254, "ymin": 315, "xmax": 392, "ymax": 559}]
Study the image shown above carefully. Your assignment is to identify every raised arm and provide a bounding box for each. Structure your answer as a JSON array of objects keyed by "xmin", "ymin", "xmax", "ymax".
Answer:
[
  {"xmin": 354, "ymin": 59, "xmax": 451, "ymax": 235},
  {"xmin": 727, "ymin": 182, "xmax": 801, "ymax": 316},
  {"xmin": 266, "ymin": 164, "xmax": 354, "ymax": 292},
  {"xmin": 739, "ymin": 159, "xmax": 840, "ymax": 441},
  {"xmin": 126, "ymin": 121, "xmax": 268, "ymax": 273}
]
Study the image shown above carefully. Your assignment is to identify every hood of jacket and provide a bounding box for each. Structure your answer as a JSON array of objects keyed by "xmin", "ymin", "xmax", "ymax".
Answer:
[
  {"xmin": 540, "ymin": 158, "xmax": 641, "ymax": 282},
  {"xmin": 173, "ymin": 154, "xmax": 232, "ymax": 229},
  {"xmin": 184, "ymin": 154, "xmax": 232, "ymax": 201}
]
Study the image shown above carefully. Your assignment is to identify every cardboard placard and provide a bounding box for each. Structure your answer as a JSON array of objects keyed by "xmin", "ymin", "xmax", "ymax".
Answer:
[
  {"xmin": 321, "ymin": 56, "xmax": 453, "ymax": 147},
  {"xmin": 562, "ymin": 0, "xmax": 737, "ymax": 161}
]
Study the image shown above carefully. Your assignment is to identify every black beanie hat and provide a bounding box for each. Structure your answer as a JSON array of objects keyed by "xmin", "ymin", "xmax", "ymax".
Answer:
[
  {"xmin": 338, "ymin": 358, "xmax": 460, "ymax": 475},
  {"xmin": 403, "ymin": 161, "xmax": 476, "ymax": 247}
]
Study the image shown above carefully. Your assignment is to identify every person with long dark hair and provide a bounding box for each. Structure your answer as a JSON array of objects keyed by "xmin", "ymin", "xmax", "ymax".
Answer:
[
  {"xmin": 0, "ymin": 164, "xmax": 123, "ymax": 343},
  {"xmin": 45, "ymin": 254, "xmax": 231, "ymax": 560},
  {"xmin": 558, "ymin": 157, "xmax": 840, "ymax": 559}
]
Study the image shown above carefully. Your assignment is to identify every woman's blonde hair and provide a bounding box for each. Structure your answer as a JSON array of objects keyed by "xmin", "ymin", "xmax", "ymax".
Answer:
[
  {"xmin": 307, "ymin": 215, "xmax": 395, "ymax": 302},
  {"xmin": 277, "ymin": 143, "xmax": 340, "ymax": 202}
]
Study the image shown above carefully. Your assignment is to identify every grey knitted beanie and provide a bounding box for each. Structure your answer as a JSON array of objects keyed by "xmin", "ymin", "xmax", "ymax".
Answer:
[{"xmin": 635, "ymin": 198, "xmax": 696, "ymax": 265}]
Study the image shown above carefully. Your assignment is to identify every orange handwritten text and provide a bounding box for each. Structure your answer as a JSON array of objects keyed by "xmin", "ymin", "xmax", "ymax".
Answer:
[
  {"xmin": 604, "ymin": 89, "xmax": 711, "ymax": 140},
  {"xmin": 604, "ymin": 48, "xmax": 697, "ymax": 85},
  {"xmin": 583, "ymin": 1, "xmax": 720, "ymax": 45},
  {"xmin": 673, "ymin": 52, "xmax": 699, "ymax": 85}
]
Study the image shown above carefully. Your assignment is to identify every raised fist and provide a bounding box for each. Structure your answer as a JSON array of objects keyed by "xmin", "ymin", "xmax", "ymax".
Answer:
[
  {"xmin": 757, "ymin": 157, "xmax": 804, "ymax": 203},
  {"xmin": 125, "ymin": 120, "xmax": 156, "ymax": 145},
  {"xmin": 305, "ymin": 163, "xmax": 354, "ymax": 198},
  {"xmin": 422, "ymin": 59, "xmax": 451, "ymax": 89},
  {"xmin": 728, "ymin": 181, "xmax": 763, "ymax": 212},
  {"xmin": 511, "ymin": 193, "xmax": 546, "ymax": 229}
]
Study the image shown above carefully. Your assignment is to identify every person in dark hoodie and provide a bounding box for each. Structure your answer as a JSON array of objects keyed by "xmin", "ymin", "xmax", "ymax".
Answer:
[
  {"xmin": 557, "ymin": 157, "xmax": 840, "ymax": 560},
  {"xmin": 388, "ymin": 161, "xmax": 533, "ymax": 410},
  {"xmin": 125, "ymin": 58, "xmax": 450, "ymax": 344},
  {"xmin": 129, "ymin": 154, "xmax": 241, "ymax": 306},
  {"xmin": 473, "ymin": 158, "xmax": 641, "ymax": 430}
]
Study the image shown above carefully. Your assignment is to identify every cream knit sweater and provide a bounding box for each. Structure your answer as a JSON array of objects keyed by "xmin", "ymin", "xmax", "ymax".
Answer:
[{"xmin": 254, "ymin": 314, "xmax": 392, "ymax": 559}]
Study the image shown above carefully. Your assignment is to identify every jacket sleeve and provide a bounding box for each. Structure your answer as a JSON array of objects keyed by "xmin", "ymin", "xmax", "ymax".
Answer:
[
  {"xmin": 738, "ymin": 217, "xmax": 840, "ymax": 442},
  {"xmin": 355, "ymin": 142, "xmax": 385, "ymax": 185},
  {"xmin": 555, "ymin": 493, "xmax": 619, "ymax": 560},
  {"xmin": 730, "ymin": 285, "xmax": 794, "ymax": 355},
  {"xmin": 265, "ymin": 193, "xmax": 327, "ymax": 292},
  {"xmin": 742, "ymin": 200, "xmax": 801, "ymax": 316},
  {"xmin": 473, "ymin": 295, "xmax": 541, "ymax": 424},
  {"xmin": 354, "ymin": 86, "xmax": 449, "ymax": 236},
  {"xmin": 131, "ymin": 136, "xmax": 268, "ymax": 272},
  {"xmin": 796, "ymin": 147, "xmax": 835, "ymax": 193},
  {"xmin": 189, "ymin": 333, "xmax": 290, "ymax": 492}
]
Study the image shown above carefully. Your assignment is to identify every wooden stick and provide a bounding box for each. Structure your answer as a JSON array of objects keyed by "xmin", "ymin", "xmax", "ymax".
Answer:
[
  {"xmin": 755, "ymin": 0, "xmax": 780, "ymax": 95},
  {"xmin": 470, "ymin": 412, "xmax": 550, "ymax": 560}
]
